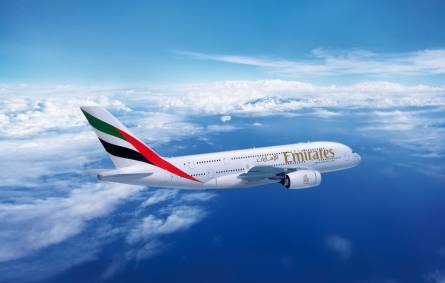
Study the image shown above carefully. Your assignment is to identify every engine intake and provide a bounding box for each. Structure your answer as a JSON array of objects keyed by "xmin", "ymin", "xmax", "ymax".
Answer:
[{"xmin": 281, "ymin": 170, "xmax": 321, "ymax": 189}]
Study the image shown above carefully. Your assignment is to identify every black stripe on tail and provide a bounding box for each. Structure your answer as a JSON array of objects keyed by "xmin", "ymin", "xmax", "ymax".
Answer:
[{"xmin": 98, "ymin": 138, "xmax": 152, "ymax": 165}]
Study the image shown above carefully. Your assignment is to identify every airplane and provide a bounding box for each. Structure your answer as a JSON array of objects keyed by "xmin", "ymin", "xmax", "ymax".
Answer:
[{"xmin": 81, "ymin": 106, "xmax": 361, "ymax": 190}]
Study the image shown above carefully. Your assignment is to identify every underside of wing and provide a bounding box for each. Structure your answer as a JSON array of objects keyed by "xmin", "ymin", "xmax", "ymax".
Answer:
[{"xmin": 238, "ymin": 166, "xmax": 297, "ymax": 182}]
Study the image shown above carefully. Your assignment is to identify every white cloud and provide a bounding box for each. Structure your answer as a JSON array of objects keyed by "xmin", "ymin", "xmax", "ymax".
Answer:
[
  {"xmin": 3, "ymin": 81, "xmax": 445, "ymax": 118},
  {"xmin": 0, "ymin": 94, "xmax": 129, "ymax": 137},
  {"xmin": 0, "ymin": 183, "xmax": 141, "ymax": 262},
  {"xmin": 366, "ymin": 110, "xmax": 418, "ymax": 131},
  {"xmin": 126, "ymin": 205, "xmax": 206, "ymax": 245},
  {"xmin": 220, "ymin": 115, "xmax": 231, "ymax": 123},
  {"xmin": 2, "ymin": 81, "xmax": 444, "ymax": 162},
  {"xmin": 0, "ymin": 93, "xmax": 222, "ymax": 187},
  {"xmin": 0, "ymin": 94, "xmax": 133, "ymax": 186},
  {"xmin": 140, "ymin": 190, "xmax": 178, "ymax": 208},
  {"xmin": 253, "ymin": 122, "xmax": 262, "ymax": 127},
  {"xmin": 127, "ymin": 111, "xmax": 204, "ymax": 146},
  {"xmin": 0, "ymin": 186, "xmax": 215, "ymax": 281},
  {"xmin": 98, "ymin": 191, "xmax": 217, "ymax": 279},
  {"xmin": 206, "ymin": 124, "xmax": 239, "ymax": 132},
  {"xmin": 179, "ymin": 49, "xmax": 445, "ymax": 77},
  {"xmin": 360, "ymin": 109, "xmax": 445, "ymax": 158},
  {"xmin": 0, "ymin": 131, "xmax": 100, "ymax": 187},
  {"xmin": 125, "ymin": 239, "xmax": 168, "ymax": 261},
  {"xmin": 180, "ymin": 192, "xmax": 217, "ymax": 202},
  {"xmin": 310, "ymin": 109, "xmax": 342, "ymax": 118},
  {"xmin": 130, "ymin": 80, "xmax": 445, "ymax": 116},
  {"xmin": 325, "ymin": 235, "xmax": 352, "ymax": 260}
]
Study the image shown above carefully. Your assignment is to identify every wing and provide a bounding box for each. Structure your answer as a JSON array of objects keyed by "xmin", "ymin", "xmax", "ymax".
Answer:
[{"xmin": 238, "ymin": 166, "xmax": 298, "ymax": 182}]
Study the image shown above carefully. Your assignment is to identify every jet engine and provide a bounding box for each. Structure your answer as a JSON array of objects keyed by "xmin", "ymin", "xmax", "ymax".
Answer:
[{"xmin": 280, "ymin": 170, "xmax": 321, "ymax": 189}]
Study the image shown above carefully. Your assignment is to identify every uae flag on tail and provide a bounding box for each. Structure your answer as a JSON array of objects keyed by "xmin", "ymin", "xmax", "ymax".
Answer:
[{"xmin": 81, "ymin": 106, "xmax": 200, "ymax": 182}]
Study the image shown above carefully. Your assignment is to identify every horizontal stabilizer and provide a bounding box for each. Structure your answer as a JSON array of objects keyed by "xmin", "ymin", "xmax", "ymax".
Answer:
[{"xmin": 98, "ymin": 172, "xmax": 153, "ymax": 182}]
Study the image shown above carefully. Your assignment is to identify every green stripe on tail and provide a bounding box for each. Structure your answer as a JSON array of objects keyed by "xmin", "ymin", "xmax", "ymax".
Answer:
[{"xmin": 81, "ymin": 109, "xmax": 126, "ymax": 140}]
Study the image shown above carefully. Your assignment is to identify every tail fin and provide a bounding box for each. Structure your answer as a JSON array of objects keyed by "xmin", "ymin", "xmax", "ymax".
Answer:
[
  {"xmin": 81, "ymin": 106, "xmax": 155, "ymax": 168},
  {"xmin": 80, "ymin": 107, "xmax": 200, "ymax": 182}
]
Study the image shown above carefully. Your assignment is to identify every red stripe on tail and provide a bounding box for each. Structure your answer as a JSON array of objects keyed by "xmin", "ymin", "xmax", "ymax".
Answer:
[{"xmin": 117, "ymin": 129, "xmax": 201, "ymax": 183}]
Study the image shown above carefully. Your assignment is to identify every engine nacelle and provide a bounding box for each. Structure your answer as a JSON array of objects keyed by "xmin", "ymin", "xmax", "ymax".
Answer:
[{"xmin": 281, "ymin": 170, "xmax": 321, "ymax": 189}]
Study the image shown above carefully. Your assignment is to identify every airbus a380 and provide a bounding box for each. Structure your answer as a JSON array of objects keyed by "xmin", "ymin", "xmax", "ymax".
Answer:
[{"xmin": 81, "ymin": 107, "xmax": 361, "ymax": 190}]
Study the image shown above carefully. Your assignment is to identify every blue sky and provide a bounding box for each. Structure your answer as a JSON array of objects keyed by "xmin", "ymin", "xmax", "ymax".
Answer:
[
  {"xmin": 1, "ymin": 0, "xmax": 445, "ymax": 84},
  {"xmin": 1, "ymin": 1, "xmax": 445, "ymax": 283}
]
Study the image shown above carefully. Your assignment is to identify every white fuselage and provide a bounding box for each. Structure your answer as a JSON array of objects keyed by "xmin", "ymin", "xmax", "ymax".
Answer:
[{"xmin": 99, "ymin": 141, "xmax": 361, "ymax": 190}]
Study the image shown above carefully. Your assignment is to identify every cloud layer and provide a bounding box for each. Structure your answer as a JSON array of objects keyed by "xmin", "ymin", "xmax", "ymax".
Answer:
[
  {"xmin": 1, "ymin": 77, "xmax": 444, "ymax": 281},
  {"xmin": 136, "ymin": 80, "xmax": 445, "ymax": 115},
  {"xmin": 2, "ymin": 80, "xmax": 445, "ymax": 162}
]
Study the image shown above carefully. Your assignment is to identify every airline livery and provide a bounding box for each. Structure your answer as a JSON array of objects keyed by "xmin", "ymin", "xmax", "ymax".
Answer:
[{"xmin": 81, "ymin": 107, "xmax": 361, "ymax": 190}]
